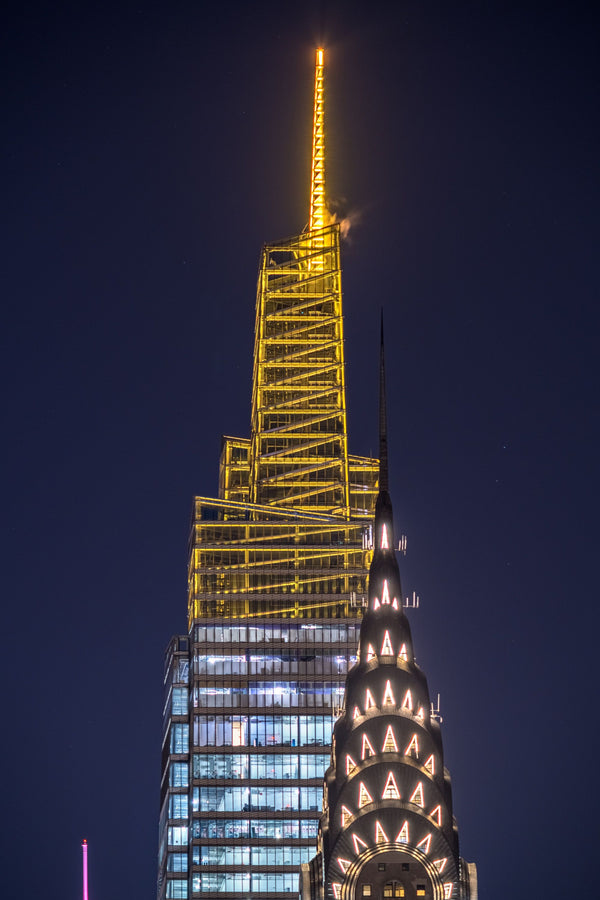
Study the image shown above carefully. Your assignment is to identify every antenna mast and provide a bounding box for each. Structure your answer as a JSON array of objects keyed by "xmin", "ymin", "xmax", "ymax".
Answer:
[
  {"xmin": 82, "ymin": 839, "xmax": 89, "ymax": 900},
  {"xmin": 309, "ymin": 48, "xmax": 326, "ymax": 232}
]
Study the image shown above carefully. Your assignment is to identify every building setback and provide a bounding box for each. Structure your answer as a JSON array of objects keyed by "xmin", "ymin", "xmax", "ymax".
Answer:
[{"xmin": 157, "ymin": 49, "xmax": 380, "ymax": 900}]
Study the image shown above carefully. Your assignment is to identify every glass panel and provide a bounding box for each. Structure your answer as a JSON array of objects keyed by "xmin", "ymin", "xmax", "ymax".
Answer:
[
  {"xmin": 170, "ymin": 724, "xmax": 189, "ymax": 754},
  {"xmin": 169, "ymin": 762, "xmax": 189, "ymax": 788},
  {"xmin": 172, "ymin": 687, "xmax": 188, "ymax": 715},
  {"xmin": 166, "ymin": 879, "xmax": 188, "ymax": 899},
  {"xmin": 167, "ymin": 852, "xmax": 188, "ymax": 873},
  {"xmin": 168, "ymin": 794, "xmax": 188, "ymax": 819},
  {"xmin": 167, "ymin": 826, "xmax": 188, "ymax": 846}
]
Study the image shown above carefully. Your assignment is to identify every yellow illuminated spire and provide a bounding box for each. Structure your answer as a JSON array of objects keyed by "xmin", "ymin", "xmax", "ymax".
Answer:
[{"xmin": 309, "ymin": 48, "xmax": 326, "ymax": 232}]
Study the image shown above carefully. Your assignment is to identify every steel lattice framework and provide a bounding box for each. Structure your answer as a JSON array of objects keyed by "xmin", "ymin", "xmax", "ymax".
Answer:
[{"xmin": 249, "ymin": 224, "xmax": 350, "ymax": 515}]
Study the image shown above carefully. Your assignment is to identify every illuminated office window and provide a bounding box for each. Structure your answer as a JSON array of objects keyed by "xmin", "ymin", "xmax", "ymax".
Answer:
[
  {"xmin": 168, "ymin": 794, "xmax": 188, "ymax": 819},
  {"xmin": 169, "ymin": 762, "xmax": 188, "ymax": 787},
  {"xmin": 166, "ymin": 880, "xmax": 187, "ymax": 899},
  {"xmin": 172, "ymin": 687, "xmax": 188, "ymax": 716},
  {"xmin": 192, "ymin": 785, "xmax": 322, "ymax": 812},
  {"xmin": 170, "ymin": 723, "xmax": 189, "ymax": 754},
  {"xmin": 167, "ymin": 826, "xmax": 188, "ymax": 846},
  {"xmin": 167, "ymin": 853, "xmax": 188, "ymax": 873},
  {"xmin": 191, "ymin": 818, "xmax": 316, "ymax": 840}
]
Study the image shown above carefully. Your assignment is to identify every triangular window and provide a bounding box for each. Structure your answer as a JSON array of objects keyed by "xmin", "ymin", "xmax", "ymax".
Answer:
[
  {"xmin": 332, "ymin": 885, "xmax": 342, "ymax": 899},
  {"xmin": 401, "ymin": 690, "xmax": 413, "ymax": 710},
  {"xmin": 337, "ymin": 858, "xmax": 351, "ymax": 874},
  {"xmin": 433, "ymin": 859, "xmax": 447, "ymax": 874},
  {"xmin": 424, "ymin": 754, "xmax": 435, "ymax": 775},
  {"xmin": 352, "ymin": 706, "xmax": 361, "ymax": 720},
  {"xmin": 358, "ymin": 782, "xmax": 373, "ymax": 808},
  {"xmin": 382, "ymin": 725, "xmax": 398, "ymax": 753},
  {"xmin": 443, "ymin": 885, "xmax": 453, "ymax": 899},
  {"xmin": 416, "ymin": 833, "xmax": 431, "ymax": 854},
  {"xmin": 381, "ymin": 631, "xmax": 394, "ymax": 656},
  {"xmin": 396, "ymin": 821, "xmax": 409, "ymax": 843},
  {"xmin": 361, "ymin": 733, "xmax": 376, "ymax": 760},
  {"xmin": 405, "ymin": 734, "xmax": 419, "ymax": 757},
  {"xmin": 352, "ymin": 834, "xmax": 368, "ymax": 854},
  {"xmin": 382, "ymin": 771, "xmax": 401, "ymax": 800},
  {"xmin": 410, "ymin": 782, "xmax": 425, "ymax": 808},
  {"xmin": 341, "ymin": 805, "xmax": 352, "ymax": 827},
  {"xmin": 381, "ymin": 524, "xmax": 389, "ymax": 549},
  {"xmin": 398, "ymin": 643, "xmax": 408, "ymax": 662},
  {"xmin": 366, "ymin": 644, "xmax": 376, "ymax": 662},
  {"xmin": 345, "ymin": 754, "xmax": 357, "ymax": 775},
  {"xmin": 375, "ymin": 820, "xmax": 389, "ymax": 843},
  {"xmin": 415, "ymin": 707, "xmax": 425, "ymax": 720},
  {"xmin": 365, "ymin": 689, "xmax": 376, "ymax": 710},
  {"xmin": 382, "ymin": 580, "xmax": 390, "ymax": 604},
  {"xmin": 430, "ymin": 805, "xmax": 442, "ymax": 826},
  {"xmin": 382, "ymin": 680, "xmax": 395, "ymax": 706}
]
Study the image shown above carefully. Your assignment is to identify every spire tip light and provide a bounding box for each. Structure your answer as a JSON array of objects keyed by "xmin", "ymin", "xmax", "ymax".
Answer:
[{"xmin": 309, "ymin": 47, "xmax": 326, "ymax": 233}]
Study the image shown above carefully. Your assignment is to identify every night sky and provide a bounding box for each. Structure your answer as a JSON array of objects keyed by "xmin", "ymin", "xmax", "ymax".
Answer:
[{"xmin": 3, "ymin": 1, "xmax": 599, "ymax": 897}]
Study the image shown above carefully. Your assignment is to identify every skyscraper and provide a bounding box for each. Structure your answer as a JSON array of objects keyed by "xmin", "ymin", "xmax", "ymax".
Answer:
[
  {"xmin": 158, "ymin": 50, "xmax": 379, "ymax": 900},
  {"xmin": 300, "ymin": 338, "xmax": 478, "ymax": 900}
]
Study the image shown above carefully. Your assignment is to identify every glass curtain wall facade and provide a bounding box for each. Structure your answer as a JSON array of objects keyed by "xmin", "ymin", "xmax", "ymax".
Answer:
[{"xmin": 158, "ymin": 50, "xmax": 379, "ymax": 900}]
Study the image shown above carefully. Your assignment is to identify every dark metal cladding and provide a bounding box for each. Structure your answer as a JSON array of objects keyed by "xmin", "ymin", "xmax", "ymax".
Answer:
[{"xmin": 300, "ymin": 340, "xmax": 478, "ymax": 900}]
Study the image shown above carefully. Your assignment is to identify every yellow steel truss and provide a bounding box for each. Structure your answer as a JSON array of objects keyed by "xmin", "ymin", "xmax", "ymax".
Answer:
[
  {"xmin": 249, "ymin": 225, "xmax": 350, "ymax": 515},
  {"xmin": 188, "ymin": 497, "xmax": 374, "ymax": 624},
  {"xmin": 220, "ymin": 437, "xmax": 377, "ymax": 518}
]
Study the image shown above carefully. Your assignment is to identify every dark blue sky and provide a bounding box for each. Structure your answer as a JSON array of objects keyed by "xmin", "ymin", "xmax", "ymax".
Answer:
[{"xmin": 2, "ymin": 2, "xmax": 598, "ymax": 898}]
